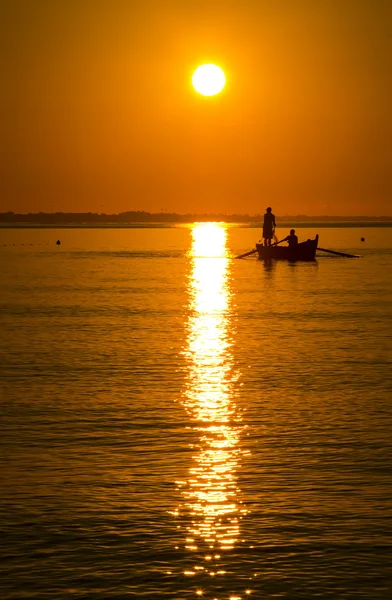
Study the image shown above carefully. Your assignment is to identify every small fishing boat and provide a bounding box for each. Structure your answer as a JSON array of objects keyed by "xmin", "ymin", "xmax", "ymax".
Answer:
[{"xmin": 256, "ymin": 235, "xmax": 319, "ymax": 261}]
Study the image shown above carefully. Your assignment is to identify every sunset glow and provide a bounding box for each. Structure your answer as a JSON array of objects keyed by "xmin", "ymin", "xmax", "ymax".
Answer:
[
  {"xmin": 177, "ymin": 223, "xmax": 247, "ymax": 569},
  {"xmin": 1, "ymin": 3, "xmax": 391, "ymax": 216},
  {"xmin": 192, "ymin": 64, "xmax": 226, "ymax": 96}
]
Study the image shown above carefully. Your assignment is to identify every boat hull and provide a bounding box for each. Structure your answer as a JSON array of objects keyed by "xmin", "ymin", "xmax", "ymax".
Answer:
[{"xmin": 256, "ymin": 235, "xmax": 319, "ymax": 261}]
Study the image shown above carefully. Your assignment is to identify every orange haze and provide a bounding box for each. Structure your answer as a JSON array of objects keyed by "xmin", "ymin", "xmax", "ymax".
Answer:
[{"xmin": 1, "ymin": 0, "xmax": 391, "ymax": 216}]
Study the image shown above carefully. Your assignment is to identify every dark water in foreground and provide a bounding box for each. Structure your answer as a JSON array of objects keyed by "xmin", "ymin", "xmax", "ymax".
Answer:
[{"xmin": 1, "ymin": 226, "xmax": 392, "ymax": 599}]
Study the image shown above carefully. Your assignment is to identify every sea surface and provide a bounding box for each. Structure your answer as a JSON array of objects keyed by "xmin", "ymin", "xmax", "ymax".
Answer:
[{"xmin": 1, "ymin": 225, "xmax": 392, "ymax": 599}]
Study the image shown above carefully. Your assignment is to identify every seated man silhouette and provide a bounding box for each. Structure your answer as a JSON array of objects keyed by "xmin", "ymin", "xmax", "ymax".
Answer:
[{"xmin": 283, "ymin": 229, "xmax": 298, "ymax": 247}]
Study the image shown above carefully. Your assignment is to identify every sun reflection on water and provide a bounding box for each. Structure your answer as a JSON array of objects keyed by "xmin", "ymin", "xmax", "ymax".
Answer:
[{"xmin": 177, "ymin": 223, "xmax": 247, "ymax": 566}]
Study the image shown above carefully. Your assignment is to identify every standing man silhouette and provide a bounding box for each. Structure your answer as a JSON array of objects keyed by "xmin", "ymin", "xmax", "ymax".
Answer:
[{"xmin": 262, "ymin": 207, "xmax": 276, "ymax": 246}]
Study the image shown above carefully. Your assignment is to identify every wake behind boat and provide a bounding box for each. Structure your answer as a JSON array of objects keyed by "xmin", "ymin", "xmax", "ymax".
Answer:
[{"xmin": 256, "ymin": 235, "xmax": 319, "ymax": 261}]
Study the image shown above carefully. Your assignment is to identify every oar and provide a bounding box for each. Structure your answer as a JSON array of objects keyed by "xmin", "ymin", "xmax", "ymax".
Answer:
[
  {"xmin": 235, "ymin": 248, "xmax": 258, "ymax": 259},
  {"xmin": 271, "ymin": 238, "xmax": 285, "ymax": 247},
  {"xmin": 317, "ymin": 247, "xmax": 361, "ymax": 258},
  {"xmin": 235, "ymin": 238, "xmax": 285, "ymax": 259}
]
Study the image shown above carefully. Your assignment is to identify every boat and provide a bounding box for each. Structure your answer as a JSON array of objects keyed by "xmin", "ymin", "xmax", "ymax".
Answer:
[{"xmin": 256, "ymin": 235, "xmax": 319, "ymax": 261}]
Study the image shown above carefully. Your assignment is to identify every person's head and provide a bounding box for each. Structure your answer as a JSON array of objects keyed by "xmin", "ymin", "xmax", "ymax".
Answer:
[
  {"xmin": 290, "ymin": 229, "xmax": 295, "ymax": 235},
  {"xmin": 266, "ymin": 207, "xmax": 272, "ymax": 213}
]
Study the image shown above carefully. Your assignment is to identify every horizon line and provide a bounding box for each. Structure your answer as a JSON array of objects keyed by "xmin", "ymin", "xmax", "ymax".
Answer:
[{"xmin": 1, "ymin": 211, "xmax": 391, "ymax": 220}]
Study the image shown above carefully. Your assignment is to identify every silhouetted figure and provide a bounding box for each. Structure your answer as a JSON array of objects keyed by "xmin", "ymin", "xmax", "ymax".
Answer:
[
  {"xmin": 282, "ymin": 229, "xmax": 298, "ymax": 247},
  {"xmin": 262, "ymin": 207, "xmax": 276, "ymax": 246},
  {"xmin": 361, "ymin": 237, "xmax": 365, "ymax": 242},
  {"xmin": 56, "ymin": 240, "xmax": 61, "ymax": 245}
]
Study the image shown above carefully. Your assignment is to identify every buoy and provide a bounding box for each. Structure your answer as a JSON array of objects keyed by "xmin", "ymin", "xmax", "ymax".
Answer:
[{"xmin": 56, "ymin": 240, "xmax": 61, "ymax": 245}]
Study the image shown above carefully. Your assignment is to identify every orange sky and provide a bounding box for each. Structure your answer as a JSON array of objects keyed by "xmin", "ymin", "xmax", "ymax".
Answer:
[{"xmin": 1, "ymin": 0, "xmax": 391, "ymax": 216}]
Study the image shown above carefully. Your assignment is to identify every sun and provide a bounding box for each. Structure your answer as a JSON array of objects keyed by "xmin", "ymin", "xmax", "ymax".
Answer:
[{"xmin": 192, "ymin": 64, "xmax": 226, "ymax": 97}]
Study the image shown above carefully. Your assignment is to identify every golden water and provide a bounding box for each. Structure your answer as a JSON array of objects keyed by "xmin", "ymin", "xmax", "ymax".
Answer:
[{"xmin": 1, "ymin": 224, "xmax": 392, "ymax": 599}]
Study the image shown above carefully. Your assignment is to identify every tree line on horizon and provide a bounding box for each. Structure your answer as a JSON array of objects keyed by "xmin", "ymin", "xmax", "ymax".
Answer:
[{"xmin": 0, "ymin": 211, "xmax": 391, "ymax": 224}]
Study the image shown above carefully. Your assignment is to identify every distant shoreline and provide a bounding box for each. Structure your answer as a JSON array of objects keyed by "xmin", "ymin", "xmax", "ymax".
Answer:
[
  {"xmin": 1, "ymin": 222, "xmax": 392, "ymax": 229},
  {"xmin": 1, "ymin": 211, "xmax": 392, "ymax": 228}
]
